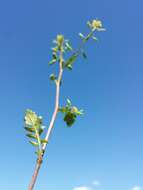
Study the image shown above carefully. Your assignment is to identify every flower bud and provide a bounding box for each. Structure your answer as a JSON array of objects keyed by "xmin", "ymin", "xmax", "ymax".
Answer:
[{"xmin": 56, "ymin": 34, "xmax": 64, "ymax": 46}]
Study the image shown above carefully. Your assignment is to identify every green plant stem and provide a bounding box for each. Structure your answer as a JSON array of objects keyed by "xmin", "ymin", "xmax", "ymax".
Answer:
[
  {"xmin": 64, "ymin": 29, "xmax": 95, "ymax": 68},
  {"xmin": 28, "ymin": 49, "xmax": 64, "ymax": 190},
  {"xmin": 35, "ymin": 126, "xmax": 42, "ymax": 153},
  {"xmin": 77, "ymin": 28, "xmax": 96, "ymax": 54}
]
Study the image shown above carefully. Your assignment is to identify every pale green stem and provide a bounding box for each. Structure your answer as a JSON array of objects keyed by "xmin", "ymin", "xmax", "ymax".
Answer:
[
  {"xmin": 28, "ymin": 46, "xmax": 64, "ymax": 190},
  {"xmin": 34, "ymin": 126, "xmax": 42, "ymax": 154}
]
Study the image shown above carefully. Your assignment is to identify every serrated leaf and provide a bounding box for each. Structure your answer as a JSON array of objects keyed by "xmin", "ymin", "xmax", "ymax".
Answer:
[
  {"xmin": 29, "ymin": 141, "xmax": 39, "ymax": 147},
  {"xmin": 26, "ymin": 133, "xmax": 37, "ymax": 139}
]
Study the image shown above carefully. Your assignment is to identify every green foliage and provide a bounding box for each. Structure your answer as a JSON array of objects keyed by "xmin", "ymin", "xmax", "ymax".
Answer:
[
  {"xmin": 49, "ymin": 35, "xmax": 74, "ymax": 69},
  {"xmin": 49, "ymin": 73, "xmax": 57, "ymax": 81},
  {"xmin": 79, "ymin": 33, "xmax": 85, "ymax": 39},
  {"xmin": 48, "ymin": 19, "xmax": 105, "ymax": 77},
  {"xmin": 64, "ymin": 112, "xmax": 76, "ymax": 127},
  {"xmin": 59, "ymin": 99, "xmax": 83, "ymax": 127},
  {"xmin": 24, "ymin": 19, "xmax": 104, "ymax": 161},
  {"xmin": 92, "ymin": 36, "xmax": 98, "ymax": 41},
  {"xmin": 65, "ymin": 41, "xmax": 73, "ymax": 51},
  {"xmin": 29, "ymin": 141, "xmax": 39, "ymax": 147},
  {"xmin": 49, "ymin": 59, "xmax": 57, "ymax": 65},
  {"xmin": 82, "ymin": 51, "xmax": 87, "ymax": 59},
  {"xmin": 78, "ymin": 19, "xmax": 105, "ymax": 45},
  {"xmin": 64, "ymin": 53, "xmax": 78, "ymax": 70},
  {"xmin": 24, "ymin": 109, "xmax": 47, "ymax": 156}
]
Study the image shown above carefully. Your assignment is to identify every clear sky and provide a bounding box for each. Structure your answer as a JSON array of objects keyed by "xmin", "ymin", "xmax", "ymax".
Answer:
[{"xmin": 0, "ymin": 0, "xmax": 143, "ymax": 190}]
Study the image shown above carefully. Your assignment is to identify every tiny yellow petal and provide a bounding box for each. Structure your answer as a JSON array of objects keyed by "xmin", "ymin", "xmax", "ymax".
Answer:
[{"xmin": 92, "ymin": 20, "xmax": 102, "ymax": 29}]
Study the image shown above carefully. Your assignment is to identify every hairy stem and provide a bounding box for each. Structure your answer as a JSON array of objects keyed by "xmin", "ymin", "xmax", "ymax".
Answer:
[{"xmin": 28, "ymin": 49, "xmax": 63, "ymax": 190}]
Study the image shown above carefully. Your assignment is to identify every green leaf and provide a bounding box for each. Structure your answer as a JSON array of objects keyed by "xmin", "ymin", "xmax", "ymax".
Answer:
[
  {"xmin": 84, "ymin": 34, "xmax": 91, "ymax": 41},
  {"xmin": 67, "ymin": 64, "xmax": 72, "ymax": 70},
  {"xmin": 39, "ymin": 126, "xmax": 45, "ymax": 135},
  {"xmin": 52, "ymin": 52, "xmax": 57, "ymax": 60},
  {"xmin": 79, "ymin": 33, "xmax": 85, "ymax": 39},
  {"xmin": 97, "ymin": 28, "xmax": 106, "ymax": 32},
  {"xmin": 41, "ymin": 139, "xmax": 48, "ymax": 144},
  {"xmin": 87, "ymin": 21, "xmax": 92, "ymax": 28},
  {"xmin": 24, "ymin": 126, "xmax": 35, "ymax": 132},
  {"xmin": 49, "ymin": 59, "xmax": 57, "ymax": 65},
  {"xmin": 78, "ymin": 109, "xmax": 84, "ymax": 115},
  {"xmin": 92, "ymin": 36, "xmax": 98, "ymax": 41},
  {"xmin": 67, "ymin": 98, "xmax": 71, "ymax": 106},
  {"xmin": 60, "ymin": 99, "xmax": 84, "ymax": 127},
  {"xmin": 65, "ymin": 42, "xmax": 72, "ymax": 51},
  {"xmin": 58, "ymin": 107, "xmax": 67, "ymax": 113},
  {"xmin": 26, "ymin": 133, "xmax": 37, "ymax": 139},
  {"xmin": 65, "ymin": 54, "xmax": 78, "ymax": 68},
  {"xmin": 52, "ymin": 47, "xmax": 58, "ymax": 52},
  {"xmin": 82, "ymin": 52, "xmax": 87, "ymax": 59},
  {"xmin": 29, "ymin": 141, "xmax": 39, "ymax": 147},
  {"xmin": 49, "ymin": 73, "xmax": 56, "ymax": 81},
  {"xmin": 64, "ymin": 112, "xmax": 77, "ymax": 127}
]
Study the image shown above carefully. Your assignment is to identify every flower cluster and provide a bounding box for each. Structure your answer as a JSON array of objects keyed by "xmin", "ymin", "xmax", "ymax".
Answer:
[{"xmin": 87, "ymin": 19, "xmax": 104, "ymax": 30}]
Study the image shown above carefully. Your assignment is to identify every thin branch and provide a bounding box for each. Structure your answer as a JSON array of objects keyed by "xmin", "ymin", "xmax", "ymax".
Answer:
[
  {"xmin": 28, "ymin": 49, "xmax": 63, "ymax": 190},
  {"xmin": 28, "ymin": 157, "xmax": 42, "ymax": 190},
  {"xmin": 42, "ymin": 48, "xmax": 63, "ymax": 151}
]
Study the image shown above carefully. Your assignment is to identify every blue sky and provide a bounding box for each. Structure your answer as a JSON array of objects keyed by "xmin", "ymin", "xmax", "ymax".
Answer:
[{"xmin": 0, "ymin": 0, "xmax": 143, "ymax": 190}]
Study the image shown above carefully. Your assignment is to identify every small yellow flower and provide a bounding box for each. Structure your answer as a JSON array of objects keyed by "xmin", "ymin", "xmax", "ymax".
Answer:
[{"xmin": 91, "ymin": 19, "xmax": 102, "ymax": 29}]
